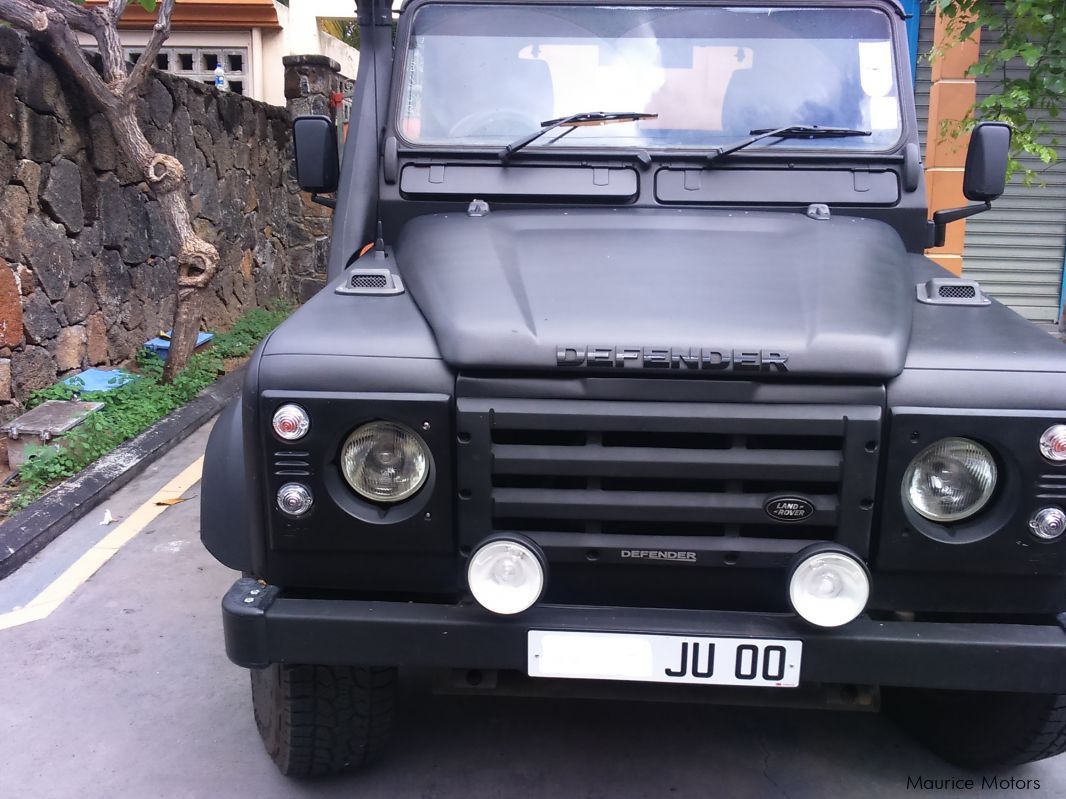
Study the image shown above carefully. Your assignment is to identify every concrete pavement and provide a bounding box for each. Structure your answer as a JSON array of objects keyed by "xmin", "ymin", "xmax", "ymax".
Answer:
[{"xmin": 1, "ymin": 418, "xmax": 1064, "ymax": 799}]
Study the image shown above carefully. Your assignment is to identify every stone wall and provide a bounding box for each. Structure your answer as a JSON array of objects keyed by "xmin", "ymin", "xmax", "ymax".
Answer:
[{"xmin": 0, "ymin": 28, "xmax": 332, "ymax": 411}]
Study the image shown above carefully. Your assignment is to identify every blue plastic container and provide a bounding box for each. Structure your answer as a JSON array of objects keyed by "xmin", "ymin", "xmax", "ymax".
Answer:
[{"xmin": 144, "ymin": 331, "xmax": 214, "ymax": 360}]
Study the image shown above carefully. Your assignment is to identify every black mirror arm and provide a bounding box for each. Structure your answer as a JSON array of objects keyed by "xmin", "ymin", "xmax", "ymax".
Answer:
[
  {"xmin": 311, "ymin": 193, "xmax": 337, "ymax": 209},
  {"xmin": 930, "ymin": 201, "xmax": 991, "ymax": 248}
]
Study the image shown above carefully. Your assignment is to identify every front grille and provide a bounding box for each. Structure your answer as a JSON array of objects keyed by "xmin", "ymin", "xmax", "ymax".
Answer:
[{"xmin": 457, "ymin": 395, "xmax": 881, "ymax": 555}]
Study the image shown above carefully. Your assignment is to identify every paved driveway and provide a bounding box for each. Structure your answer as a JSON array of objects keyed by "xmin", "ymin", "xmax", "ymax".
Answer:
[{"xmin": 1, "ymin": 421, "xmax": 1063, "ymax": 799}]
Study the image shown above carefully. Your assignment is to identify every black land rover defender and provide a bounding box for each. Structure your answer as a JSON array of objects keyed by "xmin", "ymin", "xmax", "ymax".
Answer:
[{"xmin": 201, "ymin": 0, "xmax": 1066, "ymax": 776}]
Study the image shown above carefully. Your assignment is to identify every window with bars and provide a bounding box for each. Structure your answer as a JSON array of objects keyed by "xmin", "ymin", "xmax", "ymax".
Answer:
[{"xmin": 125, "ymin": 46, "xmax": 249, "ymax": 96}]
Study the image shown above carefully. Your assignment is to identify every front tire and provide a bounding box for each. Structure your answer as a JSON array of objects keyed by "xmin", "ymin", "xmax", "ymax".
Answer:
[
  {"xmin": 886, "ymin": 688, "xmax": 1066, "ymax": 769},
  {"xmin": 250, "ymin": 663, "xmax": 397, "ymax": 777}
]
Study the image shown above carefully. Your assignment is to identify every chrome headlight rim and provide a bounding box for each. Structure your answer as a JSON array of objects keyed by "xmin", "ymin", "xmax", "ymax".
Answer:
[
  {"xmin": 901, "ymin": 436, "xmax": 998, "ymax": 524},
  {"xmin": 340, "ymin": 419, "xmax": 432, "ymax": 504}
]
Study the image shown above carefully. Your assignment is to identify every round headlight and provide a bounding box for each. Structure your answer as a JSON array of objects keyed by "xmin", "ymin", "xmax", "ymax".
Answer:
[
  {"xmin": 340, "ymin": 421, "xmax": 430, "ymax": 503},
  {"xmin": 788, "ymin": 547, "xmax": 870, "ymax": 628},
  {"xmin": 902, "ymin": 437, "xmax": 997, "ymax": 523},
  {"xmin": 467, "ymin": 539, "xmax": 545, "ymax": 615}
]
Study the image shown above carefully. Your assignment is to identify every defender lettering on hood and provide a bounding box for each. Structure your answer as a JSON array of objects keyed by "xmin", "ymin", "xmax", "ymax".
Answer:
[{"xmin": 557, "ymin": 346, "xmax": 789, "ymax": 372}]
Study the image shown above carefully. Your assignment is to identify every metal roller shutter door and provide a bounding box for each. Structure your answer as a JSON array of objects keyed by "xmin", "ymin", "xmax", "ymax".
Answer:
[
  {"xmin": 914, "ymin": 10, "xmax": 934, "ymax": 152},
  {"xmin": 962, "ymin": 31, "xmax": 1066, "ymax": 323}
]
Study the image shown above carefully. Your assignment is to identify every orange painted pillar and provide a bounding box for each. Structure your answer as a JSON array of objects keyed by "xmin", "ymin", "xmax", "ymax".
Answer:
[{"xmin": 923, "ymin": 11, "xmax": 982, "ymax": 274}]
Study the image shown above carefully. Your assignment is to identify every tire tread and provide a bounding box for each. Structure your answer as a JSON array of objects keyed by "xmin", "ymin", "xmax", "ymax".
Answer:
[
  {"xmin": 251, "ymin": 663, "xmax": 397, "ymax": 777},
  {"xmin": 886, "ymin": 688, "xmax": 1066, "ymax": 769}
]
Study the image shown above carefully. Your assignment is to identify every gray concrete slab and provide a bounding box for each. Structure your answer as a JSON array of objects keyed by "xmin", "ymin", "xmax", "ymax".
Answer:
[{"xmin": 1, "ymin": 419, "xmax": 1065, "ymax": 799}]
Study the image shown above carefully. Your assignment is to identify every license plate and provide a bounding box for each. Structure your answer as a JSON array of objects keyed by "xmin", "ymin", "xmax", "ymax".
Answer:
[{"xmin": 528, "ymin": 631, "xmax": 802, "ymax": 688}]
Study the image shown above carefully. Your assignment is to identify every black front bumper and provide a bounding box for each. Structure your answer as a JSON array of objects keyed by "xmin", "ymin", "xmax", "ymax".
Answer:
[{"xmin": 222, "ymin": 578, "xmax": 1066, "ymax": 693}]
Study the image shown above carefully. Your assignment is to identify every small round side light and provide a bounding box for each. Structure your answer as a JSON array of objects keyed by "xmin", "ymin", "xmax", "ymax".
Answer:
[
  {"xmin": 1040, "ymin": 425, "xmax": 1066, "ymax": 463},
  {"xmin": 1030, "ymin": 507, "xmax": 1066, "ymax": 541},
  {"xmin": 276, "ymin": 483, "xmax": 314, "ymax": 517},
  {"xmin": 273, "ymin": 404, "xmax": 310, "ymax": 441}
]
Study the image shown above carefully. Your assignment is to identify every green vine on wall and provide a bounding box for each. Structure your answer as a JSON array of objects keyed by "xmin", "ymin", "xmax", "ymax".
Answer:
[
  {"xmin": 11, "ymin": 302, "xmax": 291, "ymax": 510},
  {"xmin": 933, "ymin": 0, "xmax": 1065, "ymax": 183}
]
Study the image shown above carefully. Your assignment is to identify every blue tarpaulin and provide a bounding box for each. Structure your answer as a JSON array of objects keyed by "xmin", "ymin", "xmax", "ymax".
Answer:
[
  {"xmin": 144, "ymin": 332, "xmax": 214, "ymax": 359},
  {"xmin": 61, "ymin": 368, "xmax": 135, "ymax": 392}
]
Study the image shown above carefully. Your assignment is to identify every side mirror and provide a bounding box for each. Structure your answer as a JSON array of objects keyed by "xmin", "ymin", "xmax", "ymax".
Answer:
[
  {"xmin": 931, "ymin": 122, "xmax": 1012, "ymax": 247},
  {"xmin": 292, "ymin": 115, "xmax": 339, "ymax": 197},
  {"xmin": 963, "ymin": 121, "xmax": 1012, "ymax": 202}
]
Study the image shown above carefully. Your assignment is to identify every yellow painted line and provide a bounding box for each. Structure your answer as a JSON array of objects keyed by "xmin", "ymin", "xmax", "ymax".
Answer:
[{"xmin": 0, "ymin": 456, "xmax": 205, "ymax": 632}]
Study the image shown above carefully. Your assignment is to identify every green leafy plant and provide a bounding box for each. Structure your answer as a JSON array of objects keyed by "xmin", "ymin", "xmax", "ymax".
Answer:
[
  {"xmin": 320, "ymin": 18, "xmax": 360, "ymax": 50},
  {"xmin": 10, "ymin": 302, "xmax": 291, "ymax": 510},
  {"xmin": 932, "ymin": 0, "xmax": 1064, "ymax": 182}
]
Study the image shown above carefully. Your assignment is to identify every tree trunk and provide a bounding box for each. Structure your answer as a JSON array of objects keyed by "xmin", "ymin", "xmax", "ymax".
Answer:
[{"xmin": 104, "ymin": 107, "xmax": 219, "ymax": 381}]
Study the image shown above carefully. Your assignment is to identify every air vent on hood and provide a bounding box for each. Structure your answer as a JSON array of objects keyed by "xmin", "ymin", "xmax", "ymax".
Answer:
[
  {"xmin": 916, "ymin": 278, "xmax": 990, "ymax": 307},
  {"xmin": 336, "ymin": 267, "xmax": 405, "ymax": 296}
]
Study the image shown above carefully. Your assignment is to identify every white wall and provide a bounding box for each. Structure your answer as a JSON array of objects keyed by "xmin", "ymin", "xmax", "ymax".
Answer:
[
  {"xmin": 318, "ymin": 30, "xmax": 359, "ymax": 80},
  {"xmin": 79, "ymin": 1, "xmax": 359, "ymax": 108},
  {"xmin": 283, "ymin": 0, "xmax": 359, "ymax": 74}
]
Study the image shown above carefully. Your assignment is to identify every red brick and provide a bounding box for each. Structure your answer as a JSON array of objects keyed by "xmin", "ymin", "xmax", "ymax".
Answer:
[
  {"xmin": 86, "ymin": 311, "xmax": 107, "ymax": 366},
  {"xmin": 0, "ymin": 259, "xmax": 24, "ymax": 348}
]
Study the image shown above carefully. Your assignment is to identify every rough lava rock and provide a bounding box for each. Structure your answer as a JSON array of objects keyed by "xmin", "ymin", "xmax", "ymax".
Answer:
[
  {"xmin": 40, "ymin": 157, "xmax": 84, "ymax": 234},
  {"xmin": 0, "ymin": 28, "xmax": 329, "ymax": 406}
]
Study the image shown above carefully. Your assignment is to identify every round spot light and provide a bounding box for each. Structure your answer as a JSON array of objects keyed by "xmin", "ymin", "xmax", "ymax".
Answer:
[
  {"xmin": 276, "ymin": 482, "xmax": 314, "ymax": 517},
  {"xmin": 467, "ymin": 538, "xmax": 545, "ymax": 615},
  {"xmin": 1040, "ymin": 425, "xmax": 1066, "ymax": 463},
  {"xmin": 1030, "ymin": 507, "xmax": 1066, "ymax": 541},
  {"xmin": 273, "ymin": 403, "xmax": 310, "ymax": 441},
  {"xmin": 788, "ymin": 546, "xmax": 870, "ymax": 628}
]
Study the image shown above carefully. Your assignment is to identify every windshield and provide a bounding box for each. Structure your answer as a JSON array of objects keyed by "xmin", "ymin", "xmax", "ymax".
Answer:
[{"xmin": 398, "ymin": 4, "xmax": 903, "ymax": 152}]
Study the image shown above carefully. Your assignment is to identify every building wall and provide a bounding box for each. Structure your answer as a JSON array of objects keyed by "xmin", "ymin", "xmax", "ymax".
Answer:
[
  {"xmin": 961, "ymin": 32, "xmax": 1066, "ymax": 323},
  {"xmin": 918, "ymin": 8, "xmax": 1066, "ymax": 323},
  {"xmin": 0, "ymin": 28, "xmax": 330, "ymax": 409},
  {"xmin": 283, "ymin": 0, "xmax": 360, "ymax": 79},
  {"xmin": 921, "ymin": 10, "xmax": 981, "ymax": 276},
  {"xmin": 81, "ymin": 1, "xmax": 357, "ymax": 106}
]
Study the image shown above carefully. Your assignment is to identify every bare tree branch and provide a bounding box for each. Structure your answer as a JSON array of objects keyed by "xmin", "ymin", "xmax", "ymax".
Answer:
[
  {"xmin": 0, "ymin": 0, "xmax": 118, "ymax": 111},
  {"xmin": 0, "ymin": 0, "xmax": 52, "ymax": 33},
  {"xmin": 107, "ymin": 0, "xmax": 131, "ymax": 19},
  {"xmin": 96, "ymin": 20, "xmax": 128, "ymax": 86},
  {"xmin": 23, "ymin": 0, "xmax": 101, "ymax": 34},
  {"xmin": 126, "ymin": 0, "xmax": 175, "ymax": 93}
]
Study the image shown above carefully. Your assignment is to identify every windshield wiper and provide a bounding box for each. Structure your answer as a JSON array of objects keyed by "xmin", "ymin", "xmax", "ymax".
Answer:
[
  {"xmin": 500, "ymin": 111, "xmax": 658, "ymax": 162},
  {"xmin": 706, "ymin": 124, "xmax": 872, "ymax": 164}
]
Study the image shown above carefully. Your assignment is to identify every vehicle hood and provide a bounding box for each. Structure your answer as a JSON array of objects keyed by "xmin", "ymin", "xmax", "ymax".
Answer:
[{"xmin": 394, "ymin": 209, "xmax": 914, "ymax": 378}]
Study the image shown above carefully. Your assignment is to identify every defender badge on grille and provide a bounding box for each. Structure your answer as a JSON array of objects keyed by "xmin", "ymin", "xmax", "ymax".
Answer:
[{"xmin": 764, "ymin": 496, "xmax": 815, "ymax": 522}]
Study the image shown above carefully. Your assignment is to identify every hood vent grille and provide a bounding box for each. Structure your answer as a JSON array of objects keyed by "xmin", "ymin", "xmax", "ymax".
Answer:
[
  {"xmin": 336, "ymin": 267, "xmax": 405, "ymax": 296},
  {"xmin": 917, "ymin": 278, "xmax": 990, "ymax": 307},
  {"xmin": 354, "ymin": 273, "xmax": 388, "ymax": 289}
]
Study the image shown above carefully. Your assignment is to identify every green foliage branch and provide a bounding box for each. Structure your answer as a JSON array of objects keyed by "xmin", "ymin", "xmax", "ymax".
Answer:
[{"xmin": 932, "ymin": 0, "xmax": 1065, "ymax": 182}]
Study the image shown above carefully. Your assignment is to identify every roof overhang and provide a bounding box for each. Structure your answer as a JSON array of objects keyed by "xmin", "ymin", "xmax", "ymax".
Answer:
[{"xmin": 87, "ymin": 0, "xmax": 281, "ymax": 31}]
